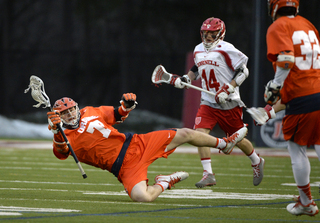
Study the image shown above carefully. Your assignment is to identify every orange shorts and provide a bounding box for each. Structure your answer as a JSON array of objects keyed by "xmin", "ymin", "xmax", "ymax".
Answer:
[
  {"xmin": 194, "ymin": 105, "xmax": 245, "ymax": 135},
  {"xmin": 282, "ymin": 110, "xmax": 320, "ymax": 147},
  {"xmin": 118, "ymin": 129, "xmax": 177, "ymax": 197}
]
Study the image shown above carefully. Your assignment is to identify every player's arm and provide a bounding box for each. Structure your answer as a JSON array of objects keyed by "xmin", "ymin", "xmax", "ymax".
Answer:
[
  {"xmin": 264, "ymin": 51, "xmax": 294, "ymax": 105},
  {"xmin": 232, "ymin": 64, "xmax": 249, "ymax": 87},
  {"xmin": 114, "ymin": 93, "xmax": 137, "ymax": 123},
  {"xmin": 47, "ymin": 111, "xmax": 70, "ymax": 160},
  {"xmin": 215, "ymin": 64, "xmax": 249, "ymax": 104}
]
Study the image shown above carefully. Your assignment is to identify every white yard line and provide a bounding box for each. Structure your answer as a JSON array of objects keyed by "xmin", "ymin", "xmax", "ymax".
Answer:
[{"xmin": 0, "ymin": 140, "xmax": 318, "ymax": 158}]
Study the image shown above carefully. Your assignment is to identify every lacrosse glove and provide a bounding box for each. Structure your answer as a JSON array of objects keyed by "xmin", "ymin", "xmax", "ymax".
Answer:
[
  {"xmin": 215, "ymin": 83, "xmax": 234, "ymax": 104},
  {"xmin": 117, "ymin": 93, "xmax": 138, "ymax": 123},
  {"xmin": 170, "ymin": 74, "xmax": 191, "ymax": 89},
  {"xmin": 264, "ymin": 80, "xmax": 281, "ymax": 105},
  {"xmin": 47, "ymin": 111, "xmax": 62, "ymax": 134},
  {"xmin": 253, "ymin": 105, "xmax": 276, "ymax": 126}
]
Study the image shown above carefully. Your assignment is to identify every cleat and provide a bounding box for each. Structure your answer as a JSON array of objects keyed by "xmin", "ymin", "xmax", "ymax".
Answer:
[
  {"xmin": 221, "ymin": 127, "xmax": 248, "ymax": 154},
  {"xmin": 287, "ymin": 200, "xmax": 319, "ymax": 216},
  {"xmin": 155, "ymin": 171, "xmax": 189, "ymax": 189},
  {"xmin": 252, "ymin": 157, "xmax": 265, "ymax": 186},
  {"xmin": 195, "ymin": 171, "xmax": 216, "ymax": 188}
]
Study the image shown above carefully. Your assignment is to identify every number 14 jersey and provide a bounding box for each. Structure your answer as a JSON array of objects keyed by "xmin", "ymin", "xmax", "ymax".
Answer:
[{"xmin": 193, "ymin": 41, "xmax": 247, "ymax": 110}]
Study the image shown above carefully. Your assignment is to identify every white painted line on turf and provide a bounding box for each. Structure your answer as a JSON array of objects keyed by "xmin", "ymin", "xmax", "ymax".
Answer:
[
  {"xmin": 0, "ymin": 212, "xmax": 22, "ymax": 216},
  {"xmin": 281, "ymin": 182, "xmax": 320, "ymax": 187},
  {"xmin": 0, "ymin": 206, "xmax": 81, "ymax": 213},
  {"xmin": 84, "ymin": 189, "xmax": 293, "ymax": 200},
  {"xmin": 0, "ymin": 198, "xmax": 199, "ymax": 207},
  {"xmin": 0, "ymin": 180, "xmax": 118, "ymax": 186}
]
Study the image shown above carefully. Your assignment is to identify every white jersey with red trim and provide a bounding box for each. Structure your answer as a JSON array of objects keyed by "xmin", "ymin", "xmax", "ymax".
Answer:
[{"xmin": 193, "ymin": 41, "xmax": 247, "ymax": 110}]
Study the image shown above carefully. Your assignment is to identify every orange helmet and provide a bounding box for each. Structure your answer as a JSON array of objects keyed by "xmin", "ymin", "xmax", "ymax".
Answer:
[
  {"xmin": 53, "ymin": 97, "xmax": 80, "ymax": 129},
  {"xmin": 200, "ymin": 17, "xmax": 226, "ymax": 50},
  {"xmin": 268, "ymin": 0, "xmax": 299, "ymax": 21}
]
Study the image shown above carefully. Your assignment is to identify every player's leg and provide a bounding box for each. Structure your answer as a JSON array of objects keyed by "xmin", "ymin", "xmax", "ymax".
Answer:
[
  {"xmin": 315, "ymin": 144, "xmax": 320, "ymax": 161},
  {"xmin": 130, "ymin": 172, "xmax": 189, "ymax": 202},
  {"xmin": 195, "ymin": 128, "xmax": 216, "ymax": 188},
  {"xmin": 166, "ymin": 127, "xmax": 247, "ymax": 153},
  {"xmin": 130, "ymin": 181, "xmax": 162, "ymax": 202},
  {"xmin": 216, "ymin": 106, "xmax": 264, "ymax": 186},
  {"xmin": 191, "ymin": 105, "xmax": 218, "ymax": 188},
  {"xmin": 286, "ymin": 141, "xmax": 318, "ymax": 216},
  {"xmin": 236, "ymin": 138, "xmax": 264, "ymax": 186}
]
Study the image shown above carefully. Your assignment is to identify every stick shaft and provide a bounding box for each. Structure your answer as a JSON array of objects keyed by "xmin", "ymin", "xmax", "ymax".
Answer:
[
  {"xmin": 56, "ymin": 124, "xmax": 87, "ymax": 178},
  {"xmin": 182, "ymin": 82, "xmax": 216, "ymax": 97},
  {"xmin": 50, "ymin": 106, "xmax": 87, "ymax": 179}
]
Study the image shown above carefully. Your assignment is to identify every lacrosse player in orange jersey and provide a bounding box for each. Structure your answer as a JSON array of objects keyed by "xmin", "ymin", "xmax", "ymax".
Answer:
[
  {"xmin": 251, "ymin": 0, "xmax": 320, "ymax": 216},
  {"xmin": 47, "ymin": 93, "xmax": 248, "ymax": 202},
  {"xmin": 171, "ymin": 17, "xmax": 265, "ymax": 188}
]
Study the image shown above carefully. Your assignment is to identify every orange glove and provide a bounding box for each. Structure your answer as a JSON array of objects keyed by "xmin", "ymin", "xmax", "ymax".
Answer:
[{"xmin": 47, "ymin": 111, "xmax": 62, "ymax": 134}]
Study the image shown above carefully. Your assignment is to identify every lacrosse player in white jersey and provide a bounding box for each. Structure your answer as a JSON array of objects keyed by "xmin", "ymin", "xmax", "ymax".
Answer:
[{"xmin": 171, "ymin": 17, "xmax": 264, "ymax": 188}]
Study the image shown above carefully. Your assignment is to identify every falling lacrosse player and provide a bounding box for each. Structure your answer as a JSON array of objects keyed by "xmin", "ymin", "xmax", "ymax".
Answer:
[
  {"xmin": 168, "ymin": 17, "xmax": 265, "ymax": 188},
  {"xmin": 47, "ymin": 93, "xmax": 248, "ymax": 202}
]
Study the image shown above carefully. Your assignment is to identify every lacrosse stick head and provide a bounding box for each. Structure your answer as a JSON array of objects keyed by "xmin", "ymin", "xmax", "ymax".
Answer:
[
  {"xmin": 151, "ymin": 65, "xmax": 172, "ymax": 84},
  {"xmin": 24, "ymin": 75, "xmax": 51, "ymax": 109},
  {"xmin": 246, "ymin": 107, "xmax": 268, "ymax": 125}
]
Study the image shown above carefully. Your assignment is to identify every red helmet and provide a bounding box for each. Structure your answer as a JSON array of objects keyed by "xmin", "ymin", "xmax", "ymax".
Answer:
[
  {"xmin": 268, "ymin": 0, "xmax": 299, "ymax": 21},
  {"xmin": 200, "ymin": 17, "xmax": 226, "ymax": 50},
  {"xmin": 53, "ymin": 97, "xmax": 80, "ymax": 128}
]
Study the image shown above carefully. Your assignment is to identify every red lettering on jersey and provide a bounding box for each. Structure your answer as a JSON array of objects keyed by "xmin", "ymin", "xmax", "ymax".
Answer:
[{"xmin": 197, "ymin": 60, "xmax": 219, "ymax": 68}]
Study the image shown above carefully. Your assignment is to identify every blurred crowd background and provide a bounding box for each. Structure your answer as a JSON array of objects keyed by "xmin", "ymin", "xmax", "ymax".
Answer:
[{"xmin": 1, "ymin": 0, "xmax": 319, "ymax": 142}]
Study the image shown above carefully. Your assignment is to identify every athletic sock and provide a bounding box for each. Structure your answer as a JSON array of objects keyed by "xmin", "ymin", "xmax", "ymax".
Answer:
[
  {"xmin": 156, "ymin": 182, "xmax": 169, "ymax": 191},
  {"xmin": 216, "ymin": 138, "xmax": 226, "ymax": 149},
  {"xmin": 247, "ymin": 149, "xmax": 260, "ymax": 165},
  {"xmin": 298, "ymin": 183, "xmax": 313, "ymax": 205},
  {"xmin": 201, "ymin": 158, "xmax": 213, "ymax": 174}
]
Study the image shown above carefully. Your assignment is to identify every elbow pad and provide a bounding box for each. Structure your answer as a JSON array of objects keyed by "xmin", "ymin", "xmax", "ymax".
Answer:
[
  {"xmin": 233, "ymin": 64, "xmax": 249, "ymax": 86},
  {"xmin": 276, "ymin": 51, "xmax": 294, "ymax": 69}
]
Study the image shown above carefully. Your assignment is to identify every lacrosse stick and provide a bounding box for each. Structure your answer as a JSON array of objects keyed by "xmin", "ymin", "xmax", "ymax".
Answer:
[
  {"xmin": 24, "ymin": 75, "xmax": 87, "ymax": 179},
  {"xmin": 151, "ymin": 65, "xmax": 267, "ymax": 125},
  {"xmin": 152, "ymin": 65, "xmax": 217, "ymax": 97}
]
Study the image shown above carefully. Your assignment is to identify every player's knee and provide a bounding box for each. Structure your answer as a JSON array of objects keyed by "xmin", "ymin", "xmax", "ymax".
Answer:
[
  {"xmin": 131, "ymin": 192, "xmax": 150, "ymax": 202},
  {"xmin": 177, "ymin": 128, "xmax": 194, "ymax": 141}
]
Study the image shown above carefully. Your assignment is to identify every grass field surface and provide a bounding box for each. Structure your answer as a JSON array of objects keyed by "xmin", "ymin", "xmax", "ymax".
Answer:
[{"xmin": 0, "ymin": 144, "xmax": 319, "ymax": 222}]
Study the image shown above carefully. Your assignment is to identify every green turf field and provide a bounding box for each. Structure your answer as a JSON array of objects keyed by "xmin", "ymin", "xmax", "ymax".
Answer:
[{"xmin": 0, "ymin": 147, "xmax": 319, "ymax": 222}]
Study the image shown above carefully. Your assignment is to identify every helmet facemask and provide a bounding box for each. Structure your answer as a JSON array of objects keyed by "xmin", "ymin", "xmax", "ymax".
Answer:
[
  {"xmin": 201, "ymin": 30, "xmax": 223, "ymax": 50},
  {"xmin": 53, "ymin": 97, "xmax": 80, "ymax": 129},
  {"xmin": 60, "ymin": 105, "xmax": 80, "ymax": 129}
]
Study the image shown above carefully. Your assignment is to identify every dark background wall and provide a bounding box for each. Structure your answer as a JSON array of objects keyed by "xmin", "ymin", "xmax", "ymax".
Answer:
[{"xmin": 1, "ymin": 0, "xmax": 319, "ymax": 140}]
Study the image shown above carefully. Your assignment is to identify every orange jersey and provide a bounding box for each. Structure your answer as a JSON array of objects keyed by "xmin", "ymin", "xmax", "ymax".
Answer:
[
  {"xmin": 266, "ymin": 15, "xmax": 320, "ymax": 104},
  {"xmin": 55, "ymin": 106, "xmax": 127, "ymax": 171},
  {"xmin": 52, "ymin": 106, "xmax": 177, "ymax": 196}
]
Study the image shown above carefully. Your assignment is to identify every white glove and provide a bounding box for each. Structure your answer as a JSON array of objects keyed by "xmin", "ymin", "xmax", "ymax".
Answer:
[
  {"xmin": 215, "ymin": 83, "xmax": 235, "ymax": 104},
  {"xmin": 264, "ymin": 80, "xmax": 281, "ymax": 105},
  {"xmin": 254, "ymin": 105, "xmax": 276, "ymax": 126},
  {"xmin": 171, "ymin": 74, "xmax": 191, "ymax": 89}
]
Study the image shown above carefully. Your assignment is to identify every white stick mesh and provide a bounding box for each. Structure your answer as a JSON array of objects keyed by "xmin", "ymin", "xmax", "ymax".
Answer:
[{"xmin": 24, "ymin": 75, "xmax": 51, "ymax": 108}]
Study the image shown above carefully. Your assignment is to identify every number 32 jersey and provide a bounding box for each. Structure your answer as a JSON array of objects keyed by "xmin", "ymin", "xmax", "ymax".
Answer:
[
  {"xmin": 267, "ymin": 15, "xmax": 320, "ymax": 104},
  {"xmin": 193, "ymin": 41, "xmax": 247, "ymax": 110}
]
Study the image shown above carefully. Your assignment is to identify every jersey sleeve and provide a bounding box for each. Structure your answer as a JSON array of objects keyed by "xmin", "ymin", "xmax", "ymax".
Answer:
[
  {"xmin": 99, "ymin": 106, "xmax": 117, "ymax": 125},
  {"xmin": 266, "ymin": 20, "xmax": 294, "ymax": 62}
]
